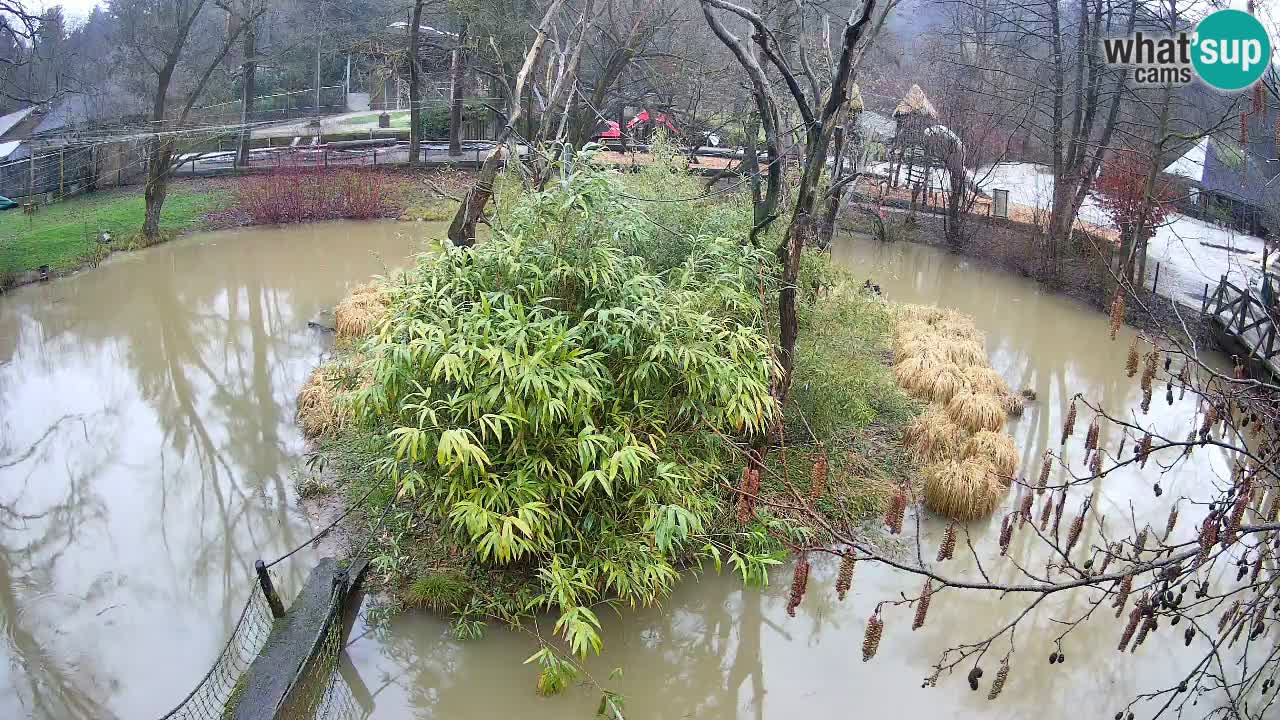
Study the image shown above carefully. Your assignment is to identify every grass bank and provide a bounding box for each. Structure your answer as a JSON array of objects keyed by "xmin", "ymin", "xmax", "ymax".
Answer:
[
  {"xmin": 0, "ymin": 169, "xmax": 466, "ymax": 290},
  {"xmin": 0, "ymin": 184, "xmax": 226, "ymax": 282}
]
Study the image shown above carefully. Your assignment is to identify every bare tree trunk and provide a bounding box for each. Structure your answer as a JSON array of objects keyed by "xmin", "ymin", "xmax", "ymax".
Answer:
[
  {"xmin": 143, "ymin": 137, "xmax": 173, "ymax": 240},
  {"xmin": 136, "ymin": 0, "xmax": 257, "ymax": 244},
  {"xmin": 817, "ymin": 125, "xmax": 845, "ymax": 249},
  {"xmin": 447, "ymin": 0, "xmax": 568, "ymax": 246},
  {"xmin": 408, "ymin": 0, "xmax": 425, "ymax": 165},
  {"xmin": 447, "ymin": 24, "xmax": 467, "ymax": 157},
  {"xmin": 236, "ymin": 11, "xmax": 257, "ymax": 167}
]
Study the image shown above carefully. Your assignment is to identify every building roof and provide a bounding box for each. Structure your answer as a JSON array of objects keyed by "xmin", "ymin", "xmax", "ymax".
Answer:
[
  {"xmin": 32, "ymin": 95, "xmax": 91, "ymax": 136},
  {"xmin": 1198, "ymin": 137, "xmax": 1279, "ymax": 206},
  {"xmin": 0, "ymin": 106, "xmax": 34, "ymax": 139},
  {"xmin": 1163, "ymin": 137, "xmax": 1207, "ymax": 181},
  {"xmin": 857, "ymin": 111, "xmax": 895, "ymax": 140},
  {"xmin": 894, "ymin": 85, "xmax": 937, "ymax": 119}
]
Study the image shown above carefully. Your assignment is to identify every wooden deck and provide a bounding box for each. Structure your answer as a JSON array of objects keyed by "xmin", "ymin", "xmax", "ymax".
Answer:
[{"xmin": 1203, "ymin": 276, "xmax": 1280, "ymax": 379}]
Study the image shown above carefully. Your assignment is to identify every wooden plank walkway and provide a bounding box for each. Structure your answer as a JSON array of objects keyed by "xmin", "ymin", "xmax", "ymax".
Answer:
[{"xmin": 1202, "ymin": 276, "xmax": 1280, "ymax": 379}]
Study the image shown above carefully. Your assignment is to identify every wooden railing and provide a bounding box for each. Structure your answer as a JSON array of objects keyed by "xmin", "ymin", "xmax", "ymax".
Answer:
[{"xmin": 1203, "ymin": 276, "xmax": 1278, "ymax": 361}]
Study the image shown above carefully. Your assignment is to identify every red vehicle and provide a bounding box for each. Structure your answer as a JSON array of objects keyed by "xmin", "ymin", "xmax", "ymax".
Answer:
[{"xmin": 594, "ymin": 110, "xmax": 680, "ymax": 145}]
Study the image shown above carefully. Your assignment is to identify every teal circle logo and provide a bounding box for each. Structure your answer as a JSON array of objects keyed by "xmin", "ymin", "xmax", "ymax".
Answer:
[{"xmin": 1192, "ymin": 9, "xmax": 1271, "ymax": 91}]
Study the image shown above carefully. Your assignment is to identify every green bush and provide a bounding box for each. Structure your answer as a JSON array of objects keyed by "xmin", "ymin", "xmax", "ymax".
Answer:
[
  {"xmin": 347, "ymin": 164, "xmax": 782, "ymax": 660},
  {"xmin": 419, "ymin": 100, "xmax": 489, "ymax": 139}
]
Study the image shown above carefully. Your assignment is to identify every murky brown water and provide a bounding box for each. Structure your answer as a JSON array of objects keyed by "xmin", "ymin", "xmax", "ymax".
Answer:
[
  {"xmin": 0, "ymin": 220, "xmax": 433, "ymax": 719},
  {"xmin": 0, "ymin": 226, "xmax": 1233, "ymax": 719}
]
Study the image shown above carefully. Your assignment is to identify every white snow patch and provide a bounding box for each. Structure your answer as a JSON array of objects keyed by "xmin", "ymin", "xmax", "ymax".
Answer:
[
  {"xmin": 974, "ymin": 162, "xmax": 1269, "ymax": 305},
  {"xmin": 1163, "ymin": 138, "xmax": 1207, "ymax": 181}
]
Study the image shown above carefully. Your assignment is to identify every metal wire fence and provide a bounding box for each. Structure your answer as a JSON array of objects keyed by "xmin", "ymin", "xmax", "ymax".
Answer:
[
  {"xmin": 153, "ymin": 487, "xmax": 389, "ymax": 720},
  {"xmin": 156, "ymin": 583, "xmax": 277, "ymax": 720}
]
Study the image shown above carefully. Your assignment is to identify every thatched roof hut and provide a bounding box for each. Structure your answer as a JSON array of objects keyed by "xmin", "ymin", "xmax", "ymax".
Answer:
[{"xmin": 894, "ymin": 84, "xmax": 937, "ymax": 119}]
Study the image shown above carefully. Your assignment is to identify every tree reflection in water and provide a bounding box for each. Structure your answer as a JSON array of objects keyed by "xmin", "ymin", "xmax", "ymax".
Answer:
[{"xmin": 0, "ymin": 220, "xmax": 428, "ymax": 719}]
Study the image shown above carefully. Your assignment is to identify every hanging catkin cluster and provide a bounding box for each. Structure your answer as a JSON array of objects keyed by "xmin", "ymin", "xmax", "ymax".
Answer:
[
  {"xmin": 1039, "ymin": 495, "xmax": 1053, "ymax": 531},
  {"xmin": 999, "ymin": 513, "xmax": 1014, "ymax": 556},
  {"xmin": 987, "ymin": 661, "xmax": 1010, "ymax": 700},
  {"xmin": 1199, "ymin": 404, "xmax": 1218, "ymax": 443},
  {"xmin": 1066, "ymin": 507, "xmax": 1085, "ymax": 555},
  {"xmin": 1137, "ymin": 433, "xmax": 1153, "ymax": 468},
  {"xmin": 886, "ymin": 490, "xmax": 907, "ymax": 534},
  {"xmin": 1165, "ymin": 504, "xmax": 1180, "ymax": 538},
  {"xmin": 1109, "ymin": 290, "xmax": 1125, "ymax": 340},
  {"xmin": 863, "ymin": 613, "xmax": 884, "ymax": 661},
  {"xmin": 1141, "ymin": 351, "xmax": 1159, "ymax": 393},
  {"xmin": 1126, "ymin": 337, "xmax": 1140, "ymax": 377},
  {"xmin": 835, "ymin": 553, "xmax": 856, "ymax": 601},
  {"xmin": 809, "ymin": 449, "xmax": 829, "ymax": 501},
  {"xmin": 1019, "ymin": 492, "xmax": 1034, "ymax": 527},
  {"xmin": 786, "ymin": 554, "xmax": 810, "ymax": 617},
  {"xmin": 1089, "ymin": 450, "xmax": 1103, "ymax": 478},
  {"xmin": 1062, "ymin": 399, "xmax": 1078, "ymax": 445},
  {"xmin": 737, "ymin": 467, "xmax": 761, "ymax": 524},
  {"xmin": 1131, "ymin": 609, "xmax": 1156, "ymax": 652},
  {"xmin": 1198, "ymin": 512, "xmax": 1220, "ymax": 563},
  {"xmin": 1038, "ymin": 453, "xmax": 1051, "ymax": 495},
  {"xmin": 1085, "ymin": 418, "xmax": 1100, "ymax": 452},
  {"xmin": 1225, "ymin": 480, "xmax": 1252, "ymax": 545},
  {"xmin": 937, "ymin": 522, "xmax": 958, "ymax": 562},
  {"xmin": 1052, "ymin": 488, "xmax": 1067, "ymax": 539},
  {"xmin": 912, "ymin": 579, "xmax": 933, "ymax": 630},
  {"xmin": 1113, "ymin": 573, "xmax": 1134, "ymax": 617},
  {"xmin": 1118, "ymin": 598, "xmax": 1142, "ymax": 651}
]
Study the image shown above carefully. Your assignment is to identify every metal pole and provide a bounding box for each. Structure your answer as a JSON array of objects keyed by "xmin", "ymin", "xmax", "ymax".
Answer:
[
  {"xmin": 314, "ymin": 2, "xmax": 323, "ymax": 124},
  {"xmin": 1152, "ymin": 262, "xmax": 1160, "ymax": 295},
  {"xmin": 58, "ymin": 148, "xmax": 64, "ymax": 198},
  {"xmin": 255, "ymin": 560, "xmax": 287, "ymax": 618}
]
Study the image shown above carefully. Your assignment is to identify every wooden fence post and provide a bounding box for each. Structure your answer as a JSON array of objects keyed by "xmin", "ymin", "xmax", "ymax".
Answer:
[
  {"xmin": 256, "ymin": 559, "xmax": 287, "ymax": 619},
  {"xmin": 58, "ymin": 148, "xmax": 64, "ymax": 198}
]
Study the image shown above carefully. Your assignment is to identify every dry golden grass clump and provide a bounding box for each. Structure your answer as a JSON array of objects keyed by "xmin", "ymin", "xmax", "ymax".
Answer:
[
  {"xmin": 904, "ymin": 405, "xmax": 969, "ymax": 464},
  {"xmin": 922, "ymin": 457, "xmax": 1006, "ymax": 520},
  {"xmin": 297, "ymin": 362, "xmax": 352, "ymax": 438},
  {"xmin": 334, "ymin": 281, "xmax": 391, "ymax": 343},
  {"xmin": 946, "ymin": 391, "xmax": 1006, "ymax": 433},
  {"xmin": 962, "ymin": 366, "xmax": 1010, "ymax": 396},
  {"xmin": 1001, "ymin": 392, "xmax": 1025, "ymax": 417},
  {"xmin": 938, "ymin": 339, "xmax": 987, "ymax": 367},
  {"xmin": 296, "ymin": 354, "xmax": 373, "ymax": 438},
  {"xmin": 960, "ymin": 430, "xmax": 1018, "ymax": 480},
  {"xmin": 890, "ymin": 303, "xmax": 1022, "ymax": 521},
  {"xmin": 922, "ymin": 364, "xmax": 969, "ymax": 404}
]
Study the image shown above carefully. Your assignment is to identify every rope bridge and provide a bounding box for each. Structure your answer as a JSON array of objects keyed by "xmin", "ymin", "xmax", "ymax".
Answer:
[{"xmin": 154, "ymin": 488, "xmax": 389, "ymax": 720}]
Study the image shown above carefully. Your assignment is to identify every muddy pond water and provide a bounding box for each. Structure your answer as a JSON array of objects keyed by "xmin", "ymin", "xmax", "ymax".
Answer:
[{"xmin": 0, "ymin": 224, "xmax": 1233, "ymax": 719}]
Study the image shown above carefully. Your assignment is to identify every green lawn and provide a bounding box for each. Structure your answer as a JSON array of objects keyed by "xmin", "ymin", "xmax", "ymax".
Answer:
[
  {"xmin": 0, "ymin": 187, "xmax": 223, "ymax": 277},
  {"xmin": 343, "ymin": 110, "xmax": 411, "ymax": 128}
]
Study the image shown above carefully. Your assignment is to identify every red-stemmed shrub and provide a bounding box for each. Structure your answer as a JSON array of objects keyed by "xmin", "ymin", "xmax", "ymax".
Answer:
[
  {"xmin": 234, "ymin": 167, "xmax": 403, "ymax": 225},
  {"xmin": 1094, "ymin": 149, "xmax": 1178, "ymax": 234}
]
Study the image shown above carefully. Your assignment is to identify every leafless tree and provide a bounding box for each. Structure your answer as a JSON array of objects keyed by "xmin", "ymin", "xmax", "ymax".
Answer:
[{"xmin": 113, "ymin": 0, "xmax": 263, "ymax": 241}]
